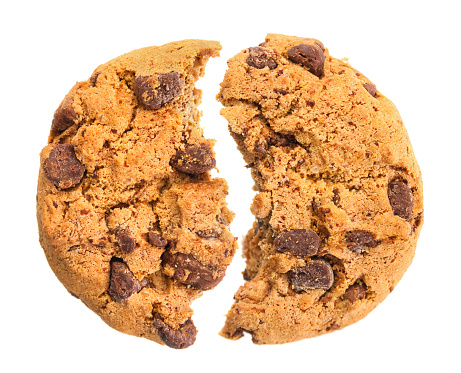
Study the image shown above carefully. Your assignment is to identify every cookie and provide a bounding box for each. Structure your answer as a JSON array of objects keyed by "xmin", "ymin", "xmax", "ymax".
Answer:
[
  {"xmin": 36, "ymin": 39, "xmax": 237, "ymax": 349},
  {"xmin": 218, "ymin": 33, "xmax": 423, "ymax": 344}
]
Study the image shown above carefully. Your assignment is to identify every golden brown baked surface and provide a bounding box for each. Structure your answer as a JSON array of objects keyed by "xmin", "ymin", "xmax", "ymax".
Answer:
[{"xmin": 218, "ymin": 33, "xmax": 423, "ymax": 344}]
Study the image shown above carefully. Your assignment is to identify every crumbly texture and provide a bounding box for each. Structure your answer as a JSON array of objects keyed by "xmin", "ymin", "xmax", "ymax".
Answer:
[
  {"xmin": 218, "ymin": 33, "xmax": 423, "ymax": 344},
  {"xmin": 36, "ymin": 39, "xmax": 237, "ymax": 348}
]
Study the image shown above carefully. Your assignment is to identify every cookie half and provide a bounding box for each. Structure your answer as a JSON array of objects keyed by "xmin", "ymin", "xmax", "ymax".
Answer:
[
  {"xmin": 218, "ymin": 34, "xmax": 423, "ymax": 344},
  {"xmin": 36, "ymin": 40, "xmax": 237, "ymax": 348}
]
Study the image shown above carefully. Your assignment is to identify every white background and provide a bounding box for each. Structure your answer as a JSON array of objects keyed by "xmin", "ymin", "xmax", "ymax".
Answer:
[{"xmin": 1, "ymin": 1, "xmax": 460, "ymax": 372}]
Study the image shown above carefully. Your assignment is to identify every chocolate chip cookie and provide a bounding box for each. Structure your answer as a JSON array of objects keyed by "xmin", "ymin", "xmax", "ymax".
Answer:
[
  {"xmin": 36, "ymin": 39, "xmax": 237, "ymax": 348},
  {"xmin": 218, "ymin": 33, "xmax": 423, "ymax": 344}
]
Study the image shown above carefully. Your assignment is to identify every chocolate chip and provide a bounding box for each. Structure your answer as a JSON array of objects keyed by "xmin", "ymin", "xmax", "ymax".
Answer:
[
  {"xmin": 288, "ymin": 259, "xmax": 334, "ymax": 291},
  {"xmin": 254, "ymin": 140, "xmax": 267, "ymax": 154},
  {"xmin": 254, "ymin": 218, "xmax": 264, "ymax": 234},
  {"xmin": 242, "ymin": 269, "xmax": 253, "ymax": 281},
  {"xmin": 216, "ymin": 215, "xmax": 229, "ymax": 226},
  {"xmin": 148, "ymin": 232, "xmax": 167, "ymax": 247},
  {"xmin": 134, "ymin": 72, "xmax": 182, "ymax": 110},
  {"xmin": 267, "ymin": 133, "xmax": 298, "ymax": 147},
  {"xmin": 363, "ymin": 83, "xmax": 377, "ymax": 97},
  {"xmin": 50, "ymin": 98, "xmax": 78, "ymax": 136},
  {"xmin": 332, "ymin": 189, "xmax": 340, "ymax": 206},
  {"xmin": 274, "ymin": 88, "xmax": 287, "ymax": 95},
  {"xmin": 162, "ymin": 251, "xmax": 224, "ymax": 290},
  {"xmin": 89, "ymin": 237, "xmax": 107, "ymax": 248},
  {"xmin": 115, "ymin": 228, "xmax": 136, "ymax": 253},
  {"xmin": 108, "ymin": 260, "xmax": 143, "ymax": 303},
  {"xmin": 326, "ymin": 323, "xmax": 341, "ymax": 331},
  {"xmin": 231, "ymin": 327, "xmax": 257, "ymax": 342},
  {"xmin": 388, "ymin": 179, "xmax": 413, "ymax": 221},
  {"xmin": 228, "ymin": 328, "xmax": 245, "ymax": 340},
  {"xmin": 111, "ymin": 202, "xmax": 130, "ymax": 210},
  {"xmin": 274, "ymin": 229, "xmax": 321, "ymax": 256},
  {"xmin": 344, "ymin": 230, "xmax": 378, "ymax": 254},
  {"xmin": 246, "ymin": 47, "xmax": 278, "ymax": 70},
  {"xmin": 412, "ymin": 211, "xmax": 423, "ymax": 233},
  {"xmin": 140, "ymin": 277, "xmax": 150, "ymax": 287},
  {"xmin": 344, "ymin": 282, "xmax": 367, "ymax": 303},
  {"xmin": 90, "ymin": 72, "xmax": 100, "ymax": 85},
  {"xmin": 287, "ymin": 44, "xmax": 325, "ymax": 77},
  {"xmin": 196, "ymin": 228, "xmax": 222, "ymax": 238},
  {"xmin": 312, "ymin": 39, "xmax": 325, "ymax": 51},
  {"xmin": 43, "ymin": 143, "xmax": 85, "ymax": 189},
  {"xmin": 317, "ymin": 225, "xmax": 330, "ymax": 240},
  {"xmin": 152, "ymin": 314, "xmax": 197, "ymax": 349},
  {"xmin": 170, "ymin": 143, "xmax": 216, "ymax": 174},
  {"xmin": 314, "ymin": 206, "xmax": 331, "ymax": 222}
]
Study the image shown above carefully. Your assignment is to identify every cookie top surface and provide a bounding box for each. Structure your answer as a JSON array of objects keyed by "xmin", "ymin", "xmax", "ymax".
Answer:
[
  {"xmin": 37, "ymin": 39, "xmax": 236, "ymax": 348},
  {"xmin": 218, "ymin": 34, "xmax": 423, "ymax": 344}
]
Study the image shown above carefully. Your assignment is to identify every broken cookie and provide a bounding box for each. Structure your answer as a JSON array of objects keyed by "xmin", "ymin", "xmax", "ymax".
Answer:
[
  {"xmin": 37, "ymin": 39, "xmax": 237, "ymax": 348},
  {"xmin": 218, "ymin": 33, "xmax": 423, "ymax": 344}
]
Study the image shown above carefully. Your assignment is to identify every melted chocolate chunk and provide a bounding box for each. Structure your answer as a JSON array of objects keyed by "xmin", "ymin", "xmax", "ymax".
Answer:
[
  {"xmin": 287, "ymin": 43, "xmax": 325, "ymax": 77},
  {"xmin": 43, "ymin": 143, "xmax": 85, "ymax": 189},
  {"xmin": 162, "ymin": 251, "xmax": 224, "ymax": 290},
  {"xmin": 288, "ymin": 259, "xmax": 334, "ymax": 292},
  {"xmin": 170, "ymin": 143, "xmax": 216, "ymax": 174},
  {"xmin": 344, "ymin": 282, "xmax": 367, "ymax": 303},
  {"xmin": 108, "ymin": 260, "xmax": 143, "ymax": 303},
  {"xmin": 134, "ymin": 72, "xmax": 182, "ymax": 110},
  {"xmin": 363, "ymin": 83, "xmax": 377, "ymax": 97},
  {"xmin": 152, "ymin": 314, "xmax": 197, "ymax": 349},
  {"xmin": 274, "ymin": 229, "xmax": 321, "ymax": 256},
  {"xmin": 388, "ymin": 179, "xmax": 414, "ymax": 221},
  {"xmin": 115, "ymin": 228, "xmax": 136, "ymax": 253},
  {"xmin": 148, "ymin": 232, "xmax": 167, "ymax": 247},
  {"xmin": 344, "ymin": 230, "xmax": 378, "ymax": 254},
  {"xmin": 246, "ymin": 47, "xmax": 278, "ymax": 70}
]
